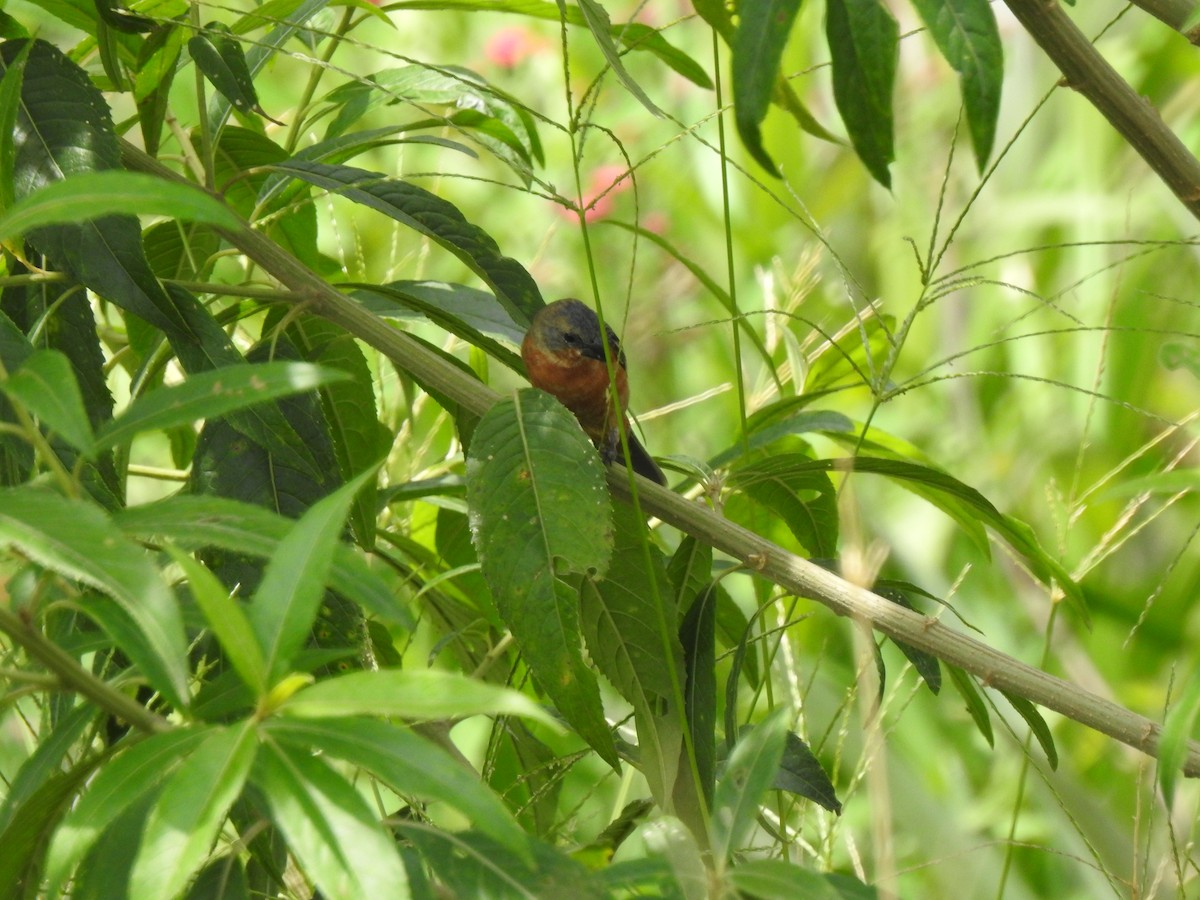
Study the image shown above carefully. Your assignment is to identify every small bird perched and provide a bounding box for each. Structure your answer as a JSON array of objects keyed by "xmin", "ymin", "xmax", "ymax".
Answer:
[{"xmin": 521, "ymin": 298, "xmax": 666, "ymax": 485}]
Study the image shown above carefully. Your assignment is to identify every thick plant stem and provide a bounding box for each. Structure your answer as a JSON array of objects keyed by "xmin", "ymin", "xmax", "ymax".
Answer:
[
  {"xmin": 1004, "ymin": 0, "xmax": 1200, "ymax": 219},
  {"xmin": 0, "ymin": 605, "xmax": 172, "ymax": 734},
  {"xmin": 118, "ymin": 139, "xmax": 1200, "ymax": 778}
]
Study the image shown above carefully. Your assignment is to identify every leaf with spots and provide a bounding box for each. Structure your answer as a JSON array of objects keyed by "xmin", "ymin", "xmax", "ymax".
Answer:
[{"xmin": 466, "ymin": 389, "xmax": 618, "ymax": 767}]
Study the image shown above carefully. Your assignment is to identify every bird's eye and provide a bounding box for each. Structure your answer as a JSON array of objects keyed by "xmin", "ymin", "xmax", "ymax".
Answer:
[{"xmin": 562, "ymin": 332, "xmax": 580, "ymax": 345}]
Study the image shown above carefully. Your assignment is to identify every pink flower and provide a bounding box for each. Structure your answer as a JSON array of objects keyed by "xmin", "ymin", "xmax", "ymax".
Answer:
[
  {"xmin": 576, "ymin": 164, "xmax": 633, "ymax": 222},
  {"xmin": 485, "ymin": 27, "xmax": 542, "ymax": 69}
]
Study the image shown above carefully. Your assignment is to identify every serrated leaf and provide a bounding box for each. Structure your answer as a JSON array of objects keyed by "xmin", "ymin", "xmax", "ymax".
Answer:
[
  {"xmin": 278, "ymin": 668, "xmax": 559, "ymax": 728},
  {"xmin": 44, "ymin": 729, "xmax": 212, "ymax": 895},
  {"xmin": 249, "ymin": 467, "xmax": 378, "ymax": 688},
  {"xmin": 130, "ymin": 722, "xmax": 258, "ymax": 900},
  {"xmin": 947, "ymin": 665, "xmax": 992, "ymax": 747},
  {"xmin": 773, "ymin": 731, "xmax": 841, "ymax": 814},
  {"xmin": 266, "ymin": 716, "xmax": 530, "ymax": 860},
  {"xmin": 114, "ymin": 495, "xmax": 412, "ymax": 628},
  {"xmin": 909, "ymin": 0, "xmax": 1002, "ymax": 168},
  {"xmin": 465, "ymin": 389, "xmax": 618, "ymax": 767},
  {"xmin": 0, "ymin": 486, "xmax": 189, "ymax": 708},
  {"xmin": 2, "ymin": 349, "xmax": 95, "ymax": 455},
  {"xmin": 1, "ymin": 41, "xmax": 323, "ymax": 481},
  {"xmin": 189, "ymin": 25, "xmax": 267, "ymax": 119},
  {"xmin": 269, "ymin": 160, "xmax": 543, "ymax": 325},
  {"xmin": 94, "ymin": 361, "xmax": 348, "ymax": 454},
  {"xmin": 580, "ymin": 503, "xmax": 684, "ymax": 805},
  {"xmin": 1000, "ymin": 691, "xmax": 1058, "ymax": 770},
  {"xmin": 712, "ymin": 707, "xmax": 790, "ymax": 860},
  {"xmin": 731, "ymin": 0, "xmax": 802, "ymax": 174},
  {"xmin": 826, "ymin": 0, "xmax": 897, "ymax": 187},
  {"xmin": 251, "ymin": 740, "xmax": 409, "ymax": 900},
  {"xmin": 0, "ymin": 171, "xmax": 240, "ymax": 244}
]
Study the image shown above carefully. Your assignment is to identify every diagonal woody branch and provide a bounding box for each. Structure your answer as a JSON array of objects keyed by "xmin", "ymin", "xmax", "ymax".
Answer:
[
  {"xmin": 1004, "ymin": 0, "xmax": 1200, "ymax": 218},
  {"xmin": 120, "ymin": 140, "xmax": 1200, "ymax": 777}
]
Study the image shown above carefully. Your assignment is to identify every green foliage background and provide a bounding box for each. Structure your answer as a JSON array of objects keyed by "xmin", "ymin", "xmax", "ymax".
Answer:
[{"xmin": 1, "ymin": 0, "xmax": 1199, "ymax": 897}]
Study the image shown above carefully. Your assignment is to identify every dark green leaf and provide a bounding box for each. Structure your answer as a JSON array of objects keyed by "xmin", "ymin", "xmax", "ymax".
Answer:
[
  {"xmin": 679, "ymin": 583, "xmax": 717, "ymax": 809},
  {"xmin": 909, "ymin": 0, "xmax": 1003, "ymax": 168},
  {"xmin": 269, "ymin": 160, "xmax": 543, "ymax": 325},
  {"xmin": 731, "ymin": 0, "xmax": 802, "ymax": 174},
  {"xmin": 189, "ymin": 24, "xmax": 270, "ymax": 119},
  {"xmin": 947, "ymin": 665, "xmax": 992, "ymax": 747},
  {"xmin": 773, "ymin": 731, "xmax": 841, "ymax": 814},
  {"xmin": 580, "ymin": 502, "xmax": 684, "ymax": 804},
  {"xmin": 95, "ymin": 361, "xmax": 348, "ymax": 453},
  {"xmin": 576, "ymin": 0, "xmax": 663, "ymax": 117},
  {"xmin": 465, "ymin": 389, "xmax": 618, "ymax": 767},
  {"xmin": 826, "ymin": 0, "xmax": 897, "ymax": 187},
  {"xmin": 726, "ymin": 859, "xmax": 847, "ymax": 899},
  {"xmin": 1001, "ymin": 691, "xmax": 1058, "ymax": 770}
]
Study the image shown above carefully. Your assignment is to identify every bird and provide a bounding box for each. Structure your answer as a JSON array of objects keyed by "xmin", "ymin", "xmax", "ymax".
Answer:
[{"xmin": 521, "ymin": 298, "xmax": 666, "ymax": 485}]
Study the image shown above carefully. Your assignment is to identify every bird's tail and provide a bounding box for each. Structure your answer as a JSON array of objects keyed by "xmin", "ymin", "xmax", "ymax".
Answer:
[{"xmin": 623, "ymin": 432, "xmax": 666, "ymax": 485}]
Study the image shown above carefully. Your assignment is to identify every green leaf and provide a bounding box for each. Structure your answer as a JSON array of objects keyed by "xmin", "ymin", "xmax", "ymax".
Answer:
[
  {"xmin": 0, "ymin": 38, "xmax": 31, "ymax": 210},
  {"xmin": 727, "ymin": 455, "xmax": 839, "ymax": 556},
  {"xmin": 168, "ymin": 545, "xmax": 267, "ymax": 694},
  {"xmin": 711, "ymin": 707, "xmax": 790, "ymax": 860},
  {"xmin": 773, "ymin": 731, "xmax": 841, "ymax": 814},
  {"xmin": 731, "ymin": 0, "xmax": 802, "ymax": 174},
  {"xmin": 94, "ymin": 361, "xmax": 347, "ymax": 453},
  {"xmin": 576, "ymin": 0, "xmax": 663, "ymax": 117},
  {"xmin": 580, "ymin": 502, "xmax": 684, "ymax": 808},
  {"xmin": 1000, "ymin": 691, "xmax": 1058, "ymax": 770},
  {"xmin": 826, "ymin": 0, "xmax": 898, "ymax": 187},
  {"xmin": 114, "ymin": 495, "xmax": 412, "ymax": 628},
  {"xmin": 0, "ymin": 487, "xmax": 190, "ymax": 708},
  {"xmin": 1158, "ymin": 663, "xmax": 1200, "ymax": 806},
  {"xmin": 0, "ymin": 171, "xmax": 240, "ymax": 244},
  {"xmin": 266, "ymin": 716, "xmax": 531, "ymax": 860},
  {"xmin": 45, "ymin": 728, "xmax": 212, "ymax": 895},
  {"xmin": 269, "ymin": 314, "xmax": 389, "ymax": 548},
  {"xmin": 2, "ymin": 349, "xmax": 95, "ymax": 455},
  {"xmin": 465, "ymin": 389, "xmax": 618, "ymax": 767},
  {"xmin": 188, "ymin": 24, "xmax": 268, "ymax": 119},
  {"xmin": 278, "ymin": 668, "xmax": 559, "ymax": 729},
  {"xmin": 679, "ymin": 583, "xmax": 717, "ymax": 809},
  {"xmin": 726, "ymin": 859, "xmax": 848, "ymax": 899},
  {"xmin": 909, "ymin": 0, "xmax": 1003, "ymax": 168},
  {"xmin": 130, "ymin": 721, "xmax": 258, "ymax": 900},
  {"xmin": 249, "ymin": 466, "xmax": 379, "ymax": 687},
  {"xmin": 872, "ymin": 581, "xmax": 942, "ymax": 693},
  {"xmin": 251, "ymin": 739, "xmax": 410, "ymax": 900},
  {"xmin": 269, "ymin": 160, "xmax": 543, "ymax": 325},
  {"xmin": 947, "ymin": 665, "xmax": 992, "ymax": 747}
]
